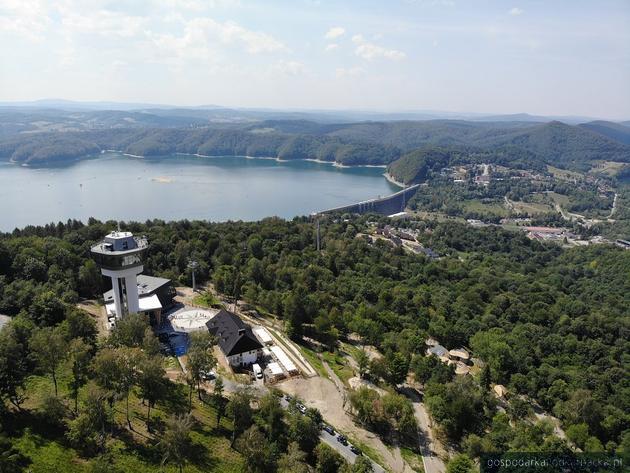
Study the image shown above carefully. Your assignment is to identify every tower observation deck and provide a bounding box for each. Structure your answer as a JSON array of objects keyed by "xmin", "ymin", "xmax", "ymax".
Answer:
[{"xmin": 91, "ymin": 231, "xmax": 148, "ymax": 318}]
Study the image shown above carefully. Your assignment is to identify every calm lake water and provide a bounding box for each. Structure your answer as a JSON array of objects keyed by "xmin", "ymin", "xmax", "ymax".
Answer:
[{"xmin": 0, "ymin": 152, "xmax": 399, "ymax": 231}]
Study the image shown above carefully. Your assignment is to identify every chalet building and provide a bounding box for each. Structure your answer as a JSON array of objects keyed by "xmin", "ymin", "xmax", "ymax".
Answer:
[
  {"xmin": 206, "ymin": 310, "xmax": 263, "ymax": 367},
  {"xmin": 103, "ymin": 274, "xmax": 175, "ymax": 325}
]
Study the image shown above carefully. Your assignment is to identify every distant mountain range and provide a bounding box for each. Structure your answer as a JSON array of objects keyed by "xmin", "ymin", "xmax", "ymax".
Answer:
[
  {"xmin": 0, "ymin": 104, "xmax": 629, "ymax": 174},
  {"xmin": 1, "ymin": 110, "xmax": 629, "ymax": 172},
  {"xmin": 0, "ymin": 100, "xmax": 625, "ymax": 125}
]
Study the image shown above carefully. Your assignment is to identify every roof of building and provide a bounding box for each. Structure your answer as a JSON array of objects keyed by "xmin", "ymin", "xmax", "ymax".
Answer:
[
  {"xmin": 427, "ymin": 344, "xmax": 449, "ymax": 357},
  {"xmin": 267, "ymin": 362, "xmax": 284, "ymax": 376},
  {"xmin": 253, "ymin": 327, "xmax": 273, "ymax": 345},
  {"xmin": 103, "ymin": 275, "xmax": 172, "ymax": 302},
  {"xmin": 138, "ymin": 294, "xmax": 163, "ymax": 312},
  {"xmin": 91, "ymin": 231, "xmax": 148, "ymax": 255},
  {"xmin": 206, "ymin": 309, "xmax": 263, "ymax": 357},
  {"xmin": 449, "ymin": 348, "xmax": 470, "ymax": 360},
  {"xmin": 107, "ymin": 293, "xmax": 163, "ymax": 316},
  {"xmin": 270, "ymin": 345, "xmax": 298, "ymax": 373}
]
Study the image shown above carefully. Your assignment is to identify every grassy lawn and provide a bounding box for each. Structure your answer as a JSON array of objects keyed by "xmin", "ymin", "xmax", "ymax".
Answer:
[
  {"xmin": 547, "ymin": 165, "xmax": 583, "ymax": 180},
  {"xmin": 547, "ymin": 192, "xmax": 570, "ymax": 206},
  {"xmin": 400, "ymin": 446, "xmax": 425, "ymax": 473},
  {"xmin": 321, "ymin": 351, "xmax": 354, "ymax": 386},
  {"xmin": 462, "ymin": 199, "xmax": 510, "ymax": 217},
  {"xmin": 589, "ymin": 160, "xmax": 629, "ymax": 177},
  {"xmin": 295, "ymin": 343, "xmax": 329, "ymax": 379},
  {"xmin": 163, "ymin": 355, "xmax": 181, "ymax": 371},
  {"xmin": 7, "ymin": 363, "xmax": 243, "ymax": 473},
  {"xmin": 341, "ymin": 342, "xmax": 362, "ymax": 363},
  {"xmin": 191, "ymin": 291, "xmax": 224, "ymax": 309},
  {"xmin": 510, "ymin": 200, "xmax": 554, "ymax": 215}
]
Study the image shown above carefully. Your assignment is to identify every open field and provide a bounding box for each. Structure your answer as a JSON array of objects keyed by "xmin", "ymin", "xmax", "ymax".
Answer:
[
  {"xmin": 462, "ymin": 199, "xmax": 510, "ymax": 217},
  {"xmin": 321, "ymin": 350, "xmax": 355, "ymax": 386},
  {"xmin": 509, "ymin": 200, "xmax": 554, "ymax": 215},
  {"xmin": 547, "ymin": 165, "xmax": 583, "ymax": 180},
  {"xmin": 547, "ymin": 191, "xmax": 570, "ymax": 206},
  {"xmin": 589, "ymin": 160, "xmax": 629, "ymax": 177}
]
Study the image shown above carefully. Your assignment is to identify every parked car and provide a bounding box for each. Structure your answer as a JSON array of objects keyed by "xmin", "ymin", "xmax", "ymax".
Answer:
[
  {"xmin": 336, "ymin": 434, "xmax": 348, "ymax": 445},
  {"xmin": 323, "ymin": 425, "xmax": 335, "ymax": 435},
  {"xmin": 349, "ymin": 445, "xmax": 362, "ymax": 455},
  {"xmin": 200, "ymin": 370, "xmax": 216, "ymax": 381},
  {"xmin": 296, "ymin": 403, "xmax": 307, "ymax": 414}
]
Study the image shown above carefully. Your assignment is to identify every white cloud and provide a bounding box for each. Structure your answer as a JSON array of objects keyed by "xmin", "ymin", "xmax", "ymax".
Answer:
[
  {"xmin": 209, "ymin": 19, "xmax": 286, "ymax": 53},
  {"xmin": 509, "ymin": 7, "xmax": 524, "ymax": 16},
  {"xmin": 356, "ymin": 43, "xmax": 406, "ymax": 60},
  {"xmin": 325, "ymin": 43, "xmax": 338, "ymax": 51},
  {"xmin": 150, "ymin": 17, "xmax": 286, "ymax": 58},
  {"xmin": 156, "ymin": 0, "xmax": 241, "ymax": 10},
  {"xmin": 352, "ymin": 35, "xmax": 406, "ymax": 61},
  {"xmin": 324, "ymin": 26, "xmax": 345, "ymax": 40},
  {"xmin": 0, "ymin": 0, "xmax": 50, "ymax": 41},
  {"xmin": 335, "ymin": 66, "xmax": 364, "ymax": 78},
  {"xmin": 273, "ymin": 60, "xmax": 306, "ymax": 76},
  {"xmin": 60, "ymin": 10, "xmax": 147, "ymax": 38},
  {"xmin": 351, "ymin": 34, "xmax": 364, "ymax": 44}
]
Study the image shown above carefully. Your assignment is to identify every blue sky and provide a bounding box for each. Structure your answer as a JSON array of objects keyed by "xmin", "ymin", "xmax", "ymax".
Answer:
[{"xmin": 1, "ymin": 0, "xmax": 629, "ymax": 118}]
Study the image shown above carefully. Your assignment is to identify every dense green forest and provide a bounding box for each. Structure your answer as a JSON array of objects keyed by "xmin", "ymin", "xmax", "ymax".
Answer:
[
  {"xmin": 1, "ymin": 216, "xmax": 628, "ymax": 469},
  {"xmin": 2, "ymin": 118, "xmax": 629, "ymax": 170}
]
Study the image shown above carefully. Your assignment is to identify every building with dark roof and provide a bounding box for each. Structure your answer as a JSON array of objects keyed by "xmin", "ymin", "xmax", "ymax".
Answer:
[{"xmin": 206, "ymin": 310, "xmax": 263, "ymax": 367}]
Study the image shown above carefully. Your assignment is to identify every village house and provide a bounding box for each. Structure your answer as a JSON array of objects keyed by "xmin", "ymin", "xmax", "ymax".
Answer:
[{"xmin": 206, "ymin": 309, "xmax": 263, "ymax": 367}]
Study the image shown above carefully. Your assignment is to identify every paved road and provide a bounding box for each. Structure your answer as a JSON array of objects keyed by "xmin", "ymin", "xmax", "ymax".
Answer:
[{"xmin": 279, "ymin": 396, "xmax": 385, "ymax": 473}]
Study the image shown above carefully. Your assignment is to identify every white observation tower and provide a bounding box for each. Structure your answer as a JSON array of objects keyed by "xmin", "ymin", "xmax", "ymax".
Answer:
[{"xmin": 91, "ymin": 231, "xmax": 148, "ymax": 319}]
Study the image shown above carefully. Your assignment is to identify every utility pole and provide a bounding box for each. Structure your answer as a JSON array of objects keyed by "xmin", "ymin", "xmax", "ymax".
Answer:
[{"xmin": 188, "ymin": 259, "xmax": 199, "ymax": 292}]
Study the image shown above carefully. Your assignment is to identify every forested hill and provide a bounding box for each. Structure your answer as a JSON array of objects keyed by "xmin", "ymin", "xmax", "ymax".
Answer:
[
  {"xmin": 579, "ymin": 120, "xmax": 630, "ymax": 145},
  {"xmin": 1, "ymin": 217, "xmax": 629, "ymax": 459},
  {"xmin": 1, "ymin": 118, "xmax": 629, "ymax": 169}
]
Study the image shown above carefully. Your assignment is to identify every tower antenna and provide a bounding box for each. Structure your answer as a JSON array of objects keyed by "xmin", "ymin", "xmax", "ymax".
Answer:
[{"xmin": 188, "ymin": 259, "xmax": 199, "ymax": 292}]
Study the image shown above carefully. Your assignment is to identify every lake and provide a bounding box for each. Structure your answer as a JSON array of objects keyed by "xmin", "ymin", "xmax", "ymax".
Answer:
[{"xmin": 0, "ymin": 152, "xmax": 399, "ymax": 231}]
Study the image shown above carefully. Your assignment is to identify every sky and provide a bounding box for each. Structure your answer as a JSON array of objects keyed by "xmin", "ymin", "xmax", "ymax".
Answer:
[{"xmin": 1, "ymin": 0, "xmax": 629, "ymax": 119}]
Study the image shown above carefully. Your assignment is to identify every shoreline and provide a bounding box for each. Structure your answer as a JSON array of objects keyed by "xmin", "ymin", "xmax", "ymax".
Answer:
[
  {"xmin": 172, "ymin": 151, "xmax": 388, "ymax": 169},
  {"xmin": 6, "ymin": 149, "xmax": 393, "ymax": 179},
  {"xmin": 383, "ymin": 172, "xmax": 407, "ymax": 188}
]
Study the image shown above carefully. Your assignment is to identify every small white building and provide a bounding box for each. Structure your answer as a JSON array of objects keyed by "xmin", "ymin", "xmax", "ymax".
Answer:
[
  {"xmin": 253, "ymin": 327, "xmax": 274, "ymax": 346},
  {"xmin": 270, "ymin": 345, "xmax": 299, "ymax": 375},
  {"xmin": 266, "ymin": 362, "xmax": 285, "ymax": 382}
]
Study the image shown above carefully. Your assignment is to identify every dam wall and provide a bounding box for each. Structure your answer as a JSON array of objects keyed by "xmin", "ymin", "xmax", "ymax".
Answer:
[{"xmin": 317, "ymin": 184, "xmax": 420, "ymax": 216}]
